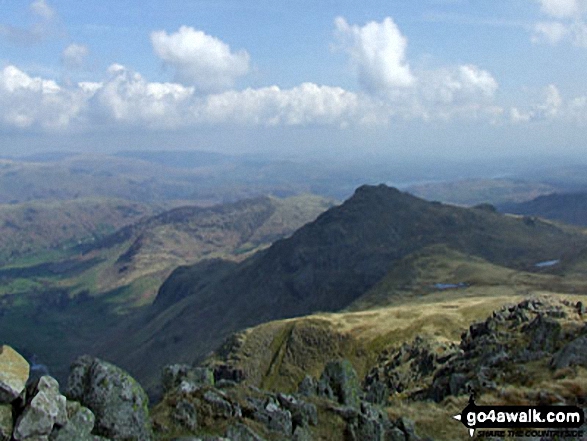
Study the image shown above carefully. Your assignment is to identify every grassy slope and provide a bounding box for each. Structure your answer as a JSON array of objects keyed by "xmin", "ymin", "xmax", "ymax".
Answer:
[
  {"xmin": 206, "ymin": 244, "xmax": 587, "ymax": 391},
  {"xmin": 0, "ymin": 194, "xmax": 333, "ymax": 382},
  {"xmin": 103, "ymin": 185, "xmax": 587, "ymax": 392},
  {"xmin": 0, "ymin": 197, "xmax": 158, "ymax": 264}
]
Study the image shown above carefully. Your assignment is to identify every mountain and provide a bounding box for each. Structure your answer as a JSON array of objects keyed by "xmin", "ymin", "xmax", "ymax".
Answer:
[
  {"xmin": 0, "ymin": 198, "xmax": 158, "ymax": 264},
  {"xmin": 75, "ymin": 194, "xmax": 334, "ymax": 306},
  {"xmin": 499, "ymin": 192, "xmax": 587, "ymax": 227},
  {"xmin": 405, "ymin": 178, "xmax": 558, "ymax": 206},
  {"xmin": 102, "ymin": 184, "xmax": 587, "ymax": 391},
  {"xmin": 0, "ymin": 194, "xmax": 332, "ymax": 384}
]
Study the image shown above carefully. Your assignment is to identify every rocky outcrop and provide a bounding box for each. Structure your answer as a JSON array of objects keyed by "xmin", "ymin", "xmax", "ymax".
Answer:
[
  {"xmin": 66, "ymin": 355, "xmax": 153, "ymax": 440},
  {"xmin": 13, "ymin": 376, "xmax": 67, "ymax": 440},
  {"xmin": 0, "ymin": 345, "xmax": 30, "ymax": 404},
  {"xmin": 317, "ymin": 360, "xmax": 361, "ymax": 407},
  {"xmin": 0, "ymin": 352, "xmax": 109, "ymax": 441}
]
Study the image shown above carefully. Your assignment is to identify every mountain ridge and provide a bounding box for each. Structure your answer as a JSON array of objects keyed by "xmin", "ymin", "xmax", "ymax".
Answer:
[{"xmin": 101, "ymin": 184, "xmax": 587, "ymax": 391}]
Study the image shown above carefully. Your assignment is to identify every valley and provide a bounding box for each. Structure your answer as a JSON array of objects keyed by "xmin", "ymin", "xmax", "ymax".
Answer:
[{"xmin": 1, "ymin": 153, "xmax": 587, "ymax": 440}]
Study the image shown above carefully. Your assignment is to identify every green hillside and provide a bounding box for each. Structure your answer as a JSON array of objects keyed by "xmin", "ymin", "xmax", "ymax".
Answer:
[{"xmin": 103, "ymin": 184, "xmax": 587, "ymax": 392}]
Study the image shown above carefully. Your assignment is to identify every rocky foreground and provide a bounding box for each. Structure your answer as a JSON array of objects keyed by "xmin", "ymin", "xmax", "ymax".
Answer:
[{"xmin": 1, "ymin": 296, "xmax": 586, "ymax": 440}]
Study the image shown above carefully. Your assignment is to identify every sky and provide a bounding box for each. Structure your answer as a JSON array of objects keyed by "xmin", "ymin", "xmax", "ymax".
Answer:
[{"xmin": 1, "ymin": 0, "xmax": 587, "ymax": 160}]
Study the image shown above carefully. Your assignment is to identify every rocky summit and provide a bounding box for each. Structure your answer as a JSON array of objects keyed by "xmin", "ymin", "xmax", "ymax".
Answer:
[{"xmin": 1, "ymin": 295, "xmax": 586, "ymax": 440}]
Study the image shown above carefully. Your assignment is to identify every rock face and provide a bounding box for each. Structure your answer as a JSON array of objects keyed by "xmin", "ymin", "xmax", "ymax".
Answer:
[
  {"xmin": 0, "ymin": 345, "xmax": 30, "ymax": 403},
  {"xmin": 66, "ymin": 355, "xmax": 153, "ymax": 441},
  {"xmin": 317, "ymin": 360, "xmax": 361, "ymax": 407},
  {"xmin": 13, "ymin": 376, "xmax": 67, "ymax": 440},
  {"xmin": 551, "ymin": 334, "xmax": 587, "ymax": 369},
  {"xmin": 161, "ymin": 365, "xmax": 214, "ymax": 394}
]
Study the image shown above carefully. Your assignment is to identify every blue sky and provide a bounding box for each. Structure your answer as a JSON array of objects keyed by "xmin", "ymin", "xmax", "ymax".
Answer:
[{"xmin": 1, "ymin": 0, "xmax": 587, "ymax": 160}]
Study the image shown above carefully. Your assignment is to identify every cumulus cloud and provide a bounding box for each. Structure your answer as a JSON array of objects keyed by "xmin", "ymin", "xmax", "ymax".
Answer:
[
  {"xmin": 538, "ymin": 0, "xmax": 586, "ymax": 18},
  {"xmin": 30, "ymin": 0, "xmax": 55, "ymax": 20},
  {"xmin": 61, "ymin": 43, "xmax": 89, "ymax": 69},
  {"xmin": 91, "ymin": 64, "xmax": 194, "ymax": 128},
  {"xmin": 151, "ymin": 26, "xmax": 250, "ymax": 92},
  {"xmin": 334, "ymin": 16, "xmax": 415, "ymax": 93},
  {"xmin": 510, "ymin": 84, "xmax": 563, "ymax": 123},
  {"xmin": 0, "ymin": 60, "xmax": 505, "ymax": 134},
  {"xmin": 533, "ymin": 0, "xmax": 587, "ymax": 47},
  {"xmin": 0, "ymin": 0, "xmax": 58, "ymax": 45},
  {"xmin": 0, "ymin": 65, "xmax": 92, "ymax": 129}
]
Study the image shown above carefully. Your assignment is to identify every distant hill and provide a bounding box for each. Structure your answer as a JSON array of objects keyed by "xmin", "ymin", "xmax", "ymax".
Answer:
[
  {"xmin": 406, "ymin": 178, "xmax": 558, "ymax": 206},
  {"xmin": 0, "ymin": 198, "xmax": 157, "ymax": 263},
  {"xmin": 75, "ymin": 194, "xmax": 334, "ymax": 305},
  {"xmin": 499, "ymin": 192, "xmax": 587, "ymax": 227},
  {"xmin": 101, "ymin": 184, "xmax": 587, "ymax": 391}
]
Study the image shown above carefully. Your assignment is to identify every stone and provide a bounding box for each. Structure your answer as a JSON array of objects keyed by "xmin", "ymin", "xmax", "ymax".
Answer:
[
  {"xmin": 162, "ymin": 365, "xmax": 214, "ymax": 394},
  {"xmin": 13, "ymin": 376, "xmax": 68, "ymax": 440},
  {"xmin": 297, "ymin": 376, "xmax": 317, "ymax": 397},
  {"xmin": 523, "ymin": 315, "xmax": 561, "ymax": 353},
  {"xmin": 318, "ymin": 360, "xmax": 361, "ymax": 408},
  {"xmin": 225, "ymin": 423, "xmax": 265, "ymax": 441},
  {"xmin": 0, "ymin": 345, "xmax": 30, "ymax": 404},
  {"xmin": 247, "ymin": 397, "xmax": 292, "ymax": 435},
  {"xmin": 364, "ymin": 381, "xmax": 388, "ymax": 406},
  {"xmin": 171, "ymin": 400, "xmax": 198, "ymax": 432},
  {"xmin": 551, "ymin": 335, "xmax": 587, "ymax": 370},
  {"xmin": 213, "ymin": 365, "xmax": 244, "ymax": 384},
  {"xmin": 292, "ymin": 425, "xmax": 313, "ymax": 441},
  {"xmin": 65, "ymin": 355, "xmax": 153, "ymax": 440},
  {"xmin": 203, "ymin": 391, "xmax": 233, "ymax": 418},
  {"xmin": 49, "ymin": 405, "xmax": 95, "ymax": 441},
  {"xmin": 277, "ymin": 393, "xmax": 318, "ymax": 427},
  {"xmin": 0, "ymin": 404, "xmax": 13, "ymax": 441}
]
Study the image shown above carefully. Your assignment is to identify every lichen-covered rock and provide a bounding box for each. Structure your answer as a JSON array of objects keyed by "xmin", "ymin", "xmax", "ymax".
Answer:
[
  {"xmin": 0, "ymin": 345, "xmax": 30, "ymax": 404},
  {"xmin": 297, "ymin": 376, "xmax": 317, "ymax": 397},
  {"xmin": 171, "ymin": 399, "xmax": 198, "ymax": 432},
  {"xmin": 551, "ymin": 335, "xmax": 587, "ymax": 369},
  {"xmin": 13, "ymin": 376, "xmax": 67, "ymax": 440},
  {"xmin": 245, "ymin": 397, "xmax": 292, "ymax": 435},
  {"xmin": 523, "ymin": 314, "xmax": 561, "ymax": 353},
  {"xmin": 0, "ymin": 404, "xmax": 13, "ymax": 441},
  {"xmin": 225, "ymin": 423, "xmax": 265, "ymax": 441},
  {"xmin": 276, "ymin": 393, "xmax": 318, "ymax": 427},
  {"xmin": 49, "ymin": 405, "xmax": 95, "ymax": 441},
  {"xmin": 65, "ymin": 355, "xmax": 152, "ymax": 440},
  {"xmin": 318, "ymin": 360, "xmax": 361, "ymax": 407},
  {"xmin": 162, "ymin": 365, "xmax": 214, "ymax": 394}
]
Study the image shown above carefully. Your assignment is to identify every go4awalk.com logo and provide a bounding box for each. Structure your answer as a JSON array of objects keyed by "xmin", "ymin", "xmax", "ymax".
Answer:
[{"xmin": 453, "ymin": 396, "xmax": 585, "ymax": 438}]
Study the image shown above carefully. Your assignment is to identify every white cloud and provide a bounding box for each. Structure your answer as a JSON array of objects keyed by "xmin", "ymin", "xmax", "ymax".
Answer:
[
  {"xmin": 0, "ymin": 65, "xmax": 91, "ymax": 129},
  {"xmin": 92, "ymin": 64, "xmax": 194, "ymax": 128},
  {"xmin": 151, "ymin": 26, "xmax": 250, "ymax": 92},
  {"xmin": 533, "ymin": 0, "xmax": 587, "ymax": 47},
  {"xmin": 334, "ymin": 16, "xmax": 415, "ymax": 93},
  {"xmin": 538, "ymin": 0, "xmax": 586, "ymax": 18},
  {"xmin": 0, "ymin": 61, "xmax": 505, "ymax": 134},
  {"xmin": 532, "ymin": 21, "xmax": 570, "ymax": 43},
  {"xmin": 510, "ymin": 84, "xmax": 563, "ymax": 122},
  {"xmin": 0, "ymin": 0, "xmax": 57, "ymax": 45},
  {"xmin": 62, "ymin": 43, "xmax": 89, "ymax": 69},
  {"xmin": 196, "ymin": 83, "xmax": 365, "ymax": 127},
  {"xmin": 30, "ymin": 0, "xmax": 55, "ymax": 20}
]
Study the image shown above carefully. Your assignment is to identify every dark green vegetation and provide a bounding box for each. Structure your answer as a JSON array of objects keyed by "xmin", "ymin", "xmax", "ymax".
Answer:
[
  {"xmin": 0, "ymin": 194, "xmax": 332, "ymax": 384},
  {"xmin": 500, "ymin": 192, "xmax": 587, "ymax": 227},
  {"xmin": 103, "ymin": 184, "xmax": 587, "ymax": 393}
]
